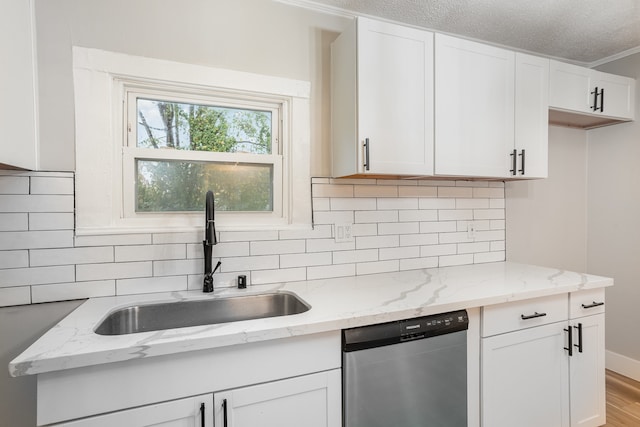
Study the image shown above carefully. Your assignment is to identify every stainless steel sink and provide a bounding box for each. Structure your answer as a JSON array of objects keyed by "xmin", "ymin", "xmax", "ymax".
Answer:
[{"xmin": 94, "ymin": 292, "xmax": 310, "ymax": 335}]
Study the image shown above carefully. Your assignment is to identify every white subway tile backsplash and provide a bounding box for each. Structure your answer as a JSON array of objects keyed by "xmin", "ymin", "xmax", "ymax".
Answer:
[
  {"xmin": 400, "ymin": 256, "xmax": 438, "ymax": 271},
  {"xmin": 221, "ymin": 255, "xmax": 279, "ymax": 272},
  {"xmin": 311, "ymin": 210, "xmax": 354, "ymax": 225},
  {"xmin": 312, "ymin": 183, "xmax": 353, "ymax": 198},
  {"xmin": 0, "ymin": 286, "xmax": 31, "ymax": 307},
  {"xmin": 473, "ymin": 209, "xmax": 506, "ymax": 220},
  {"xmin": 153, "ymin": 259, "xmax": 202, "ymax": 276},
  {"xmin": 76, "ymin": 262, "xmax": 152, "ymax": 281},
  {"xmin": 439, "ymin": 232, "xmax": 473, "ymax": 244},
  {"xmin": 307, "ymin": 263, "xmax": 355, "ymax": 280},
  {"xmin": 356, "ymin": 235, "xmax": 399, "ymax": 250},
  {"xmin": 152, "ymin": 232, "xmax": 200, "ymax": 245},
  {"xmin": 251, "ymin": 268, "xmax": 307, "ymax": 285},
  {"xmin": 31, "ymin": 246, "xmax": 114, "ymax": 267},
  {"xmin": 0, "ymin": 231, "xmax": 74, "ymax": 250},
  {"xmin": 280, "ymin": 252, "xmax": 331, "ymax": 269},
  {"xmin": 378, "ymin": 222, "xmax": 419, "ymax": 235},
  {"xmin": 438, "ymin": 187, "xmax": 472, "ymax": 198},
  {"xmin": 438, "ymin": 210, "xmax": 473, "ymax": 221},
  {"xmin": 279, "ymin": 225, "xmax": 332, "ymax": 240},
  {"xmin": 332, "ymin": 249, "xmax": 378, "ymax": 265},
  {"xmin": 456, "ymin": 198, "xmax": 489, "ymax": 209},
  {"xmin": 352, "ymin": 223, "xmax": 378, "ymax": 237},
  {"xmin": 115, "ymin": 244, "xmax": 185, "ymax": 262},
  {"xmin": 419, "ymin": 198, "xmax": 455, "ymax": 210},
  {"xmin": 307, "ymin": 238, "xmax": 356, "ymax": 253},
  {"xmin": 0, "ymin": 195, "xmax": 73, "ymax": 213},
  {"xmin": 400, "ymin": 233, "xmax": 439, "ymax": 247},
  {"xmin": 117, "ymin": 276, "xmax": 187, "ymax": 295},
  {"xmin": 330, "ymin": 198, "xmax": 377, "ymax": 211},
  {"xmin": 0, "ymin": 265, "xmax": 75, "ymax": 287},
  {"xmin": 29, "ymin": 213, "xmax": 74, "ymax": 231},
  {"xmin": 398, "ymin": 186, "xmax": 437, "ymax": 198},
  {"xmin": 0, "ymin": 250, "xmax": 28, "ymax": 269},
  {"xmin": 32, "ymin": 280, "xmax": 115, "ymax": 304},
  {"xmin": 251, "ymin": 240, "xmax": 305, "ymax": 256},
  {"xmin": 312, "ymin": 197, "xmax": 331, "ymax": 211},
  {"xmin": 420, "ymin": 221, "xmax": 457, "ymax": 233},
  {"xmin": 354, "ymin": 185, "xmax": 398, "ymax": 198},
  {"xmin": 474, "ymin": 251, "xmax": 506, "ymax": 264},
  {"xmin": 473, "ymin": 187, "xmax": 504, "ymax": 198},
  {"xmin": 420, "ymin": 244, "xmax": 457, "ymax": 257},
  {"xmin": 0, "ymin": 176, "xmax": 29, "ymax": 195},
  {"xmin": 458, "ymin": 242, "xmax": 491, "ymax": 254},
  {"xmin": 0, "ymin": 213, "xmax": 28, "ymax": 231},
  {"xmin": 491, "ymin": 241, "xmax": 506, "ymax": 251},
  {"xmin": 75, "ymin": 233, "xmax": 152, "ymax": 247},
  {"xmin": 355, "ymin": 210, "xmax": 398, "ymax": 224},
  {"xmin": 398, "ymin": 210, "xmax": 438, "ymax": 222},
  {"xmin": 439, "ymin": 254, "xmax": 474, "ymax": 267},
  {"xmin": 0, "ymin": 173, "xmax": 506, "ymax": 306},
  {"xmin": 219, "ymin": 230, "xmax": 279, "ymax": 243},
  {"xmin": 186, "ymin": 242, "xmax": 250, "ymax": 259},
  {"xmin": 357, "ymin": 260, "xmax": 399, "ymax": 275},
  {"xmin": 30, "ymin": 177, "xmax": 74, "ymax": 195},
  {"xmin": 377, "ymin": 198, "xmax": 419, "ymax": 210},
  {"xmin": 379, "ymin": 246, "xmax": 420, "ymax": 260}
]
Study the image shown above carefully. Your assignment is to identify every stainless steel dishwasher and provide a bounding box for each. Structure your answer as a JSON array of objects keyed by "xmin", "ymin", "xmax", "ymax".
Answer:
[{"xmin": 342, "ymin": 310, "xmax": 468, "ymax": 427}]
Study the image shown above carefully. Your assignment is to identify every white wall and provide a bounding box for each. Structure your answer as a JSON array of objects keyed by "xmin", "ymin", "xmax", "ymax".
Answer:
[
  {"xmin": 35, "ymin": 0, "xmax": 348, "ymax": 174},
  {"xmin": 506, "ymin": 125, "xmax": 588, "ymax": 272},
  {"xmin": 589, "ymin": 52, "xmax": 640, "ymax": 376}
]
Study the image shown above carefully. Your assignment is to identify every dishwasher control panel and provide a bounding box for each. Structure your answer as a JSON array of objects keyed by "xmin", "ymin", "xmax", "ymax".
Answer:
[{"xmin": 343, "ymin": 310, "xmax": 468, "ymax": 352}]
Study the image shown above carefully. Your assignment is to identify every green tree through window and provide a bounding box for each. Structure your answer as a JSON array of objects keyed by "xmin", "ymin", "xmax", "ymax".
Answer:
[{"xmin": 135, "ymin": 99, "xmax": 274, "ymax": 212}]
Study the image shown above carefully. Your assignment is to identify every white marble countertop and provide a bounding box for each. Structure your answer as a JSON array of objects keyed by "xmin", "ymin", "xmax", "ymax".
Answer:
[{"xmin": 9, "ymin": 261, "xmax": 612, "ymax": 377}]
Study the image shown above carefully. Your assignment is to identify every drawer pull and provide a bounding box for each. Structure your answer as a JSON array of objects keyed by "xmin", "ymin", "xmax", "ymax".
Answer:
[
  {"xmin": 521, "ymin": 311, "xmax": 547, "ymax": 320},
  {"xmin": 581, "ymin": 301, "xmax": 604, "ymax": 309}
]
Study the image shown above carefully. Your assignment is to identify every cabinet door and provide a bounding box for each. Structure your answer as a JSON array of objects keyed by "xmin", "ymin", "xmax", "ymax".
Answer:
[
  {"xmin": 53, "ymin": 394, "xmax": 214, "ymax": 427},
  {"xmin": 570, "ymin": 314, "xmax": 606, "ymax": 427},
  {"xmin": 515, "ymin": 53, "xmax": 549, "ymax": 178},
  {"xmin": 214, "ymin": 369, "xmax": 341, "ymax": 427},
  {"xmin": 595, "ymin": 72, "xmax": 635, "ymax": 120},
  {"xmin": 549, "ymin": 60, "xmax": 594, "ymax": 114},
  {"xmin": 0, "ymin": 0, "xmax": 38, "ymax": 170},
  {"xmin": 435, "ymin": 34, "xmax": 515, "ymax": 178},
  {"xmin": 357, "ymin": 17, "xmax": 434, "ymax": 175},
  {"xmin": 482, "ymin": 322, "xmax": 570, "ymax": 427}
]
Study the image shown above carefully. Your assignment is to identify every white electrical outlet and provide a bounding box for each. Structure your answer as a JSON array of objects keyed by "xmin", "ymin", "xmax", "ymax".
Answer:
[
  {"xmin": 334, "ymin": 223, "xmax": 354, "ymax": 243},
  {"xmin": 466, "ymin": 221, "xmax": 476, "ymax": 240}
]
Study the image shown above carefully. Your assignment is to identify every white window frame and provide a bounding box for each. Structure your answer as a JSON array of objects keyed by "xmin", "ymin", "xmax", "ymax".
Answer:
[{"xmin": 73, "ymin": 47, "xmax": 311, "ymax": 235}]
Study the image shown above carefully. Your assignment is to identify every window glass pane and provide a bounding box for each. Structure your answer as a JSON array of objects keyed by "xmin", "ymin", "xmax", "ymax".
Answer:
[
  {"xmin": 136, "ymin": 99, "xmax": 272, "ymax": 154},
  {"xmin": 136, "ymin": 160, "xmax": 273, "ymax": 212}
]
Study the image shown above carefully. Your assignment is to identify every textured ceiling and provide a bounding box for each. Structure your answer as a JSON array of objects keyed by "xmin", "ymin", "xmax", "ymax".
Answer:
[{"xmin": 305, "ymin": 0, "xmax": 640, "ymax": 64}]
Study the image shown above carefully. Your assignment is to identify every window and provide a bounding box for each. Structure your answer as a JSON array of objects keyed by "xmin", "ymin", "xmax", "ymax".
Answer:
[{"xmin": 73, "ymin": 47, "xmax": 311, "ymax": 234}]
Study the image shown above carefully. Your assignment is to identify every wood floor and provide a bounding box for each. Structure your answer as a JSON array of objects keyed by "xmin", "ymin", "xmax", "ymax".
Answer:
[{"xmin": 605, "ymin": 369, "xmax": 640, "ymax": 426}]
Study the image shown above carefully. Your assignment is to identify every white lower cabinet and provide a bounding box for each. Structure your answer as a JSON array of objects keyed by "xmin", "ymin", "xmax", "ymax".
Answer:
[
  {"xmin": 482, "ymin": 322, "xmax": 570, "ymax": 427},
  {"xmin": 51, "ymin": 394, "xmax": 215, "ymax": 427},
  {"xmin": 51, "ymin": 370, "xmax": 341, "ymax": 427},
  {"xmin": 481, "ymin": 291, "xmax": 606, "ymax": 427},
  {"xmin": 214, "ymin": 369, "xmax": 341, "ymax": 427}
]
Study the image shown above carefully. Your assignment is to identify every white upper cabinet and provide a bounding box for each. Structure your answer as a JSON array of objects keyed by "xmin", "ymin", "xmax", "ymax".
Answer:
[
  {"xmin": 514, "ymin": 53, "xmax": 549, "ymax": 179},
  {"xmin": 434, "ymin": 35, "xmax": 548, "ymax": 178},
  {"xmin": 331, "ymin": 17, "xmax": 434, "ymax": 177},
  {"xmin": 0, "ymin": 0, "xmax": 38, "ymax": 170},
  {"xmin": 549, "ymin": 60, "xmax": 635, "ymax": 128}
]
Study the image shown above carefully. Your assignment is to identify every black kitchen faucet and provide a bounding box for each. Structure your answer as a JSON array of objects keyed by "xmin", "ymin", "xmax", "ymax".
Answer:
[{"xmin": 203, "ymin": 190, "xmax": 220, "ymax": 292}]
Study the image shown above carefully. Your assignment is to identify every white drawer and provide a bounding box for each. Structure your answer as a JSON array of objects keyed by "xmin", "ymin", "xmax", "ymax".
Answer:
[
  {"xmin": 482, "ymin": 293, "xmax": 569, "ymax": 337},
  {"xmin": 570, "ymin": 288, "xmax": 605, "ymax": 319}
]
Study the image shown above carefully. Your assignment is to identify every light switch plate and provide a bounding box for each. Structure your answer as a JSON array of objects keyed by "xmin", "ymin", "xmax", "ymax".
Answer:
[{"xmin": 334, "ymin": 223, "xmax": 354, "ymax": 243}]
